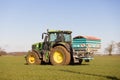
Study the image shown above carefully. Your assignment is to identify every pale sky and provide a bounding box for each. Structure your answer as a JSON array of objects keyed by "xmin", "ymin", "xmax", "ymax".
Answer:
[{"xmin": 0, "ymin": 0, "xmax": 120, "ymax": 52}]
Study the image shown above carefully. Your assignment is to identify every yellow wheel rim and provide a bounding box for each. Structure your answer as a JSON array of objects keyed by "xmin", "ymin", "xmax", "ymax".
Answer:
[
  {"xmin": 53, "ymin": 51, "xmax": 63, "ymax": 63},
  {"xmin": 28, "ymin": 55, "xmax": 35, "ymax": 64}
]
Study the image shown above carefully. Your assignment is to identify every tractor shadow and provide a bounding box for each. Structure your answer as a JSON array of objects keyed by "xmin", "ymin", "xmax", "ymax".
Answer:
[
  {"xmin": 59, "ymin": 69, "xmax": 120, "ymax": 80},
  {"xmin": 69, "ymin": 62, "xmax": 90, "ymax": 66}
]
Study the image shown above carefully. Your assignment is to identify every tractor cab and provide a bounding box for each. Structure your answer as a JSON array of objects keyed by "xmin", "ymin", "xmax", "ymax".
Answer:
[
  {"xmin": 48, "ymin": 30, "xmax": 72, "ymax": 43},
  {"xmin": 42, "ymin": 30, "xmax": 72, "ymax": 49}
]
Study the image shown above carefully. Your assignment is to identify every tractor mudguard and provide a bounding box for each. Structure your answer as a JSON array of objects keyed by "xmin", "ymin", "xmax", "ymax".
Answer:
[
  {"xmin": 52, "ymin": 42, "xmax": 71, "ymax": 52},
  {"xmin": 32, "ymin": 50, "xmax": 42, "ymax": 59}
]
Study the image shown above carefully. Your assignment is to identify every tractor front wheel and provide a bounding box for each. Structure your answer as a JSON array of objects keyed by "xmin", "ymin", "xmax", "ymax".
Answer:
[
  {"xmin": 50, "ymin": 46, "xmax": 71, "ymax": 65},
  {"xmin": 25, "ymin": 51, "xmax": 41, "ymax": 65}
]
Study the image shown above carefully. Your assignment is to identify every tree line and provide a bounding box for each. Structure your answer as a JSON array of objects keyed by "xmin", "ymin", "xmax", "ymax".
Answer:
[{"xmin": 0, "ymin": 47, "xmax": 27, "ymax": 56}]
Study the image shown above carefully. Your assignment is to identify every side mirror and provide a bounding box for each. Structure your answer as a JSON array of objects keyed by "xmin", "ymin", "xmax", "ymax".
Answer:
[
  {"xmin": 42, "ymin": 33, "xmax": 44, "ymax": 39},
  {"xmin": 42, "ymin": 33, "xmax": 47, "ymax": 39}
]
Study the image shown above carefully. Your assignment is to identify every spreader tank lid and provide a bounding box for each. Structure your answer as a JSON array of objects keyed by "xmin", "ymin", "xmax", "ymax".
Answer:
[{"xmin": 73, "ymin": 35, "xmax": 101, "ymax": 40}]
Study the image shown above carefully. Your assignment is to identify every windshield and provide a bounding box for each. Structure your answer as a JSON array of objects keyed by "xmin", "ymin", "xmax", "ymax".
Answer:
[
  {"xmin": 63, "ymin": 33, "xmax": 71, "ymax": 42},
  {"xmin": 49, "ymin": 33, "xmax": 57, "ymax": 42}
]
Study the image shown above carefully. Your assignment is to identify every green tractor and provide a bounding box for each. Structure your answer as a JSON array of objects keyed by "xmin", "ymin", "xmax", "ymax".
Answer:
[{"xmin": 25, "ymin": 30, "xmax": 101, "ymax": 65}]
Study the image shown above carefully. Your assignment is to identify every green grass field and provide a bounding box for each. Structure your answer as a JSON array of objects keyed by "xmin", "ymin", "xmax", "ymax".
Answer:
[{"xmin": 0, "ymin": 55, "xmax": 120, "ymax": 80}]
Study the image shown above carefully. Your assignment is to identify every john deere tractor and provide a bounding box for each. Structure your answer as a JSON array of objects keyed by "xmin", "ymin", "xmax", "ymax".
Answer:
[{"xmin": 25, "ymin": 30, "xmax": 101, "ymax": 65}]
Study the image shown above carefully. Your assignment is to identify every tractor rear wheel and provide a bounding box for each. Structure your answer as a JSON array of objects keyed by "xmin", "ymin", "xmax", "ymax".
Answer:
[
  {"xmin": 25, "ymin": 51, "xmax": 41, "ymax": 65},
  {"xmin": 50, "ymin": 46, "xmax": 71, "ymax": 65}
]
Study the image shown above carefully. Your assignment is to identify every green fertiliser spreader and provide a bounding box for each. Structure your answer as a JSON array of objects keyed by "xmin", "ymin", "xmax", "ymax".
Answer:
[{"xmin": 25, "ymin": 30, "xmax": 101, "ymax": 65}]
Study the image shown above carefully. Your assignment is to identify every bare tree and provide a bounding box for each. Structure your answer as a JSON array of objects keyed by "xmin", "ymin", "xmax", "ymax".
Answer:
[
  {"xmin": 116, "ymin": 42, "xmax": 120, "ymax": 54},
  {"xmin": 0, "ymin": 47, "xmax": 7, "ymax": 56},
  {"xmin": 105, "ymin": 41, "xmax": 115, "ymax": 56}
]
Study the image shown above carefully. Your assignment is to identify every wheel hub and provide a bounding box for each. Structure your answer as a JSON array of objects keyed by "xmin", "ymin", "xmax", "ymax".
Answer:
[
  {"xmin": 28, "ymin": 55, "xmax": 35, "ymax": 64},
  {"xmin": 53, "ymin": 51, "xmax": 63, "ymax": 63}
]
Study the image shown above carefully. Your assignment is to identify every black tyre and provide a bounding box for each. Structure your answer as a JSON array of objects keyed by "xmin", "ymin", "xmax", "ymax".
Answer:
[
  {"xmin": 50, "ymin": 46, "xmax": 71, "ymax": 65},
  {"xmin": 25, "ymin": 51, "xmax": 41, "ymax": 65}
]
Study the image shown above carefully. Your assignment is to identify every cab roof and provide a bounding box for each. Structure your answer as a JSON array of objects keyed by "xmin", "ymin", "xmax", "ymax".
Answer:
[{"xmin": 48, "ymin": 30, "xmax": 72, "ymax": 33}]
